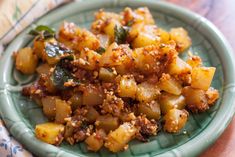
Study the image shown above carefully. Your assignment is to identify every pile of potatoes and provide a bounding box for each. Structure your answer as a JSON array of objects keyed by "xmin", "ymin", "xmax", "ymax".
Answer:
[{"xmin": 15, "ymin": 7, "xmax": 219, "ymax": 153}]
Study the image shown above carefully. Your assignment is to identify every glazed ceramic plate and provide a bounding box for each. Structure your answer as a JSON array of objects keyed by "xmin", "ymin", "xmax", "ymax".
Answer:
[{"xmin": 0, "ymin": 0, "xmax": 235, "ymax": 157}]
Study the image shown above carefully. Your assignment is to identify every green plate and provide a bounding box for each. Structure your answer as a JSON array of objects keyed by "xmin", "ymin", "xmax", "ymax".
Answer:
[{"xmin": 0, "ymin": 0, "xmax": 235, "ymax": 157}]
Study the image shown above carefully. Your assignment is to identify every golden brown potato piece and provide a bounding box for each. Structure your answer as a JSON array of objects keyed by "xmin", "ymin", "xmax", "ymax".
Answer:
[
  {"xmin": 99, "ymin": 67, "xmax": 116, "ymax": 82},
  {"xmin": 167, "ymin": 56, "xmax": 192, "ymax": 75},
  {"xmin": 136, "ymin": 81, "xmax": 160, "ymax": 102},
  {"xmin": 42, "ymin": 96, "xmax": 57, "ymax": 120},
  {"xmin": 82, "ymin": 84, "xmax": 104, "ymax": 106},
  {"xmin": 182, "ymin": 86, "xmax": 208, "ymax": 112},
  {"xmin": 164, "ymin": 109, "xmax": 188, "ymax": 133},
  {"xmin": 35, "ymin": 122, "xmax": 64, "ymax": 145},
  {"xmin": 131, "ymin": 25, "xmax": 159, "ymax": 48},
  {"xmin": 159, "ymin": 93, "xmax": 186, "ymax": 114},
  {"xmin": 206, "ymin": 87, "xmax": 219, "ymax": 105},
  {"xmin": 85, "ymin": 129, "xmax": 106, "ymax": 152},
  {"xmin": 15, "ymin": 47, "xmax": 38, "ymax": 74},
  {"xmin": 36, "ymin": 63, "xmax": 51, "ymax": 75},
  {"xmin": 158, "ymin": 73, "xmax": 182, "ymax": 95},
  {"xmin": 58, "ymin": 22, "xmax": 100, "ymax": 51},
  {"xmin": 191, "ymin": 67, "xmax": 216, "ymax": 90},
  {"xmin": 122, "ymin": 7, "xmax": 155, "ymax": 25},
  {"xmin": 186, "ymin": 55, "xmax": 202, "ymax": 68},
  {"xmin": 138, "ymin": 100, "xmax": 161, "ymax": 120},
  {"xmin": 85, "ymin": 107, "xmax": 100, "ymax": 123},
  {"xmin": 68, "ymin": 93, "xmax": 83, "ymax": 111},
  {"xmin": 118, "ymin": 75, "xmax": 137, "ymax": 99},
  {"xmin": 55, "ymin": 99, "xmax": 71, "ymax": 124},
  {"xmin": 95, "ymin": 115, "xmax": 119, "ymax": 133},
  {"xmin": 104, "ymin": 122, "xmax": 137, "ymax": 152},
  {"xmin": 170, "ymin": 27, "xmax": 191, "ymax": 52},
  {"xmin": 78, "ymin": 48, "xmax": 101, "ymax": 70}
]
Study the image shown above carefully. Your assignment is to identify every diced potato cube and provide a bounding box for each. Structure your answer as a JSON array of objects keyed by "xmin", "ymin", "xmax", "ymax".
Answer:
[
  {"xmin": 138, "ymin": 100, "xmax": 161, "ymax": 120},
  {"xmin": 182, "ymin": 86, "xmax": 208, "ymax": 112},
  {"xmin": 170, "ymin": 27, "xmax": 191, "ymax": 52},
  {"xmin": 15, "ymin": 47, "xmax": 38, "ymax": 74},
  {"xmin": 42, "ymin": 96, "xmax": 57, "ymax": 120},
  {"xmin": 36, "ymin": 63, "xmax": 51, "ymax": 75},
  {"xmin": 134, "ymin": 7, "xmax": 155, "ymax": 24},
  {"xmin": 96, "ymin": 115, "xmax": 119, "ymax": 133},
  {"xmin": 118, "ymin": 75, "xmax": 137, "ymax": 99},
  {"xmin": 103, "ymin": 19, "xmax": 121, "ymax": 42},
  {"xmin": 99, "ymin": 68, "xmax": 116, "ymax": 82},
  {"xmin": 167, "ymin": 57, "xmax": 192, "ymax": 75},
  {"xmin": 58, "ymin": 22, "xmax": 100, "ymax": 51},
  {"xmin": 68, "ymin": 93, "xmax": 83, "ymax": 111},
  {"xmin": 79, "ymin": 49, "xmax": 101, "ymax": 70},
  {"xmin": 164, "ymin": 109, "xmax": 188, "ymax": 133},
  {"xmin": 131, "ymin": 25, "xmax": 159, "ymax": 48},
  {"xmin": 104, "ymin": 122, "xmax": 137, "ymax": 152},
  {"xmin": 97, "ymin": 34, "xmax": 110, "ymax": 49},
  {"xmin": 157, "ymin": 28, "xmax": 170, "ymax": 43},
  {"xmin": 99, "ymin": 43, "xmax": 131, "ymax": 67},
  {"xmin": 82, "ymin": 84, "xmax": 104, "ymax": 106},
  {"xmin": 55, "ymin": 99, "xmax": 71, "ymax": 124},
  {"xmin": 35, "ymin": 122, "xmax": 64, "ymax": 145},
  {"xmin": 159, "ymin": 93, "xmax": 186, "ymax": 114},
  {"xmin": 136, "ymin": 81, "xmax": 160, "ymax": 102},
  {"xmin": 85, "ymin": 107, "xmax": 100, "ymax": 123},
  {"xmin": 191, "ymin": 67, "xmax": 216, "ymax": 90},
  {"xmin": 186, "ymin": 55, "xmax": 202, "ymax": 68},
  {"xmin": 85, "ymin": 129, "xmax": 106, "ymax": 152},
  {"xmin": 206, "ymin": 87, "xmax": 219, "ymax": 105},
  {"xmin": 158, "ymin": 74, "xmax": 182, "ymax": 95}
]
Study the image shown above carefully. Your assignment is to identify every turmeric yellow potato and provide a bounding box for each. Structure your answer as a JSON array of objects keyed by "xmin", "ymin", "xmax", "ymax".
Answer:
[
  {"xmin": 158, "ymin": 73, "xmax": 182, "ymax": 95},
  {"xmin": 138, "ymin": 100, "xmax": 161, "ymax": 120},
  {"xmin": 58, "ymin": 22, "xmax": 100, "ymax": 51},
  {"xmin": 136, "ymin": 81, "xmax": 160, "ymax": 102},
  {"xmin": 15, "ymin": 47, "xmax": 38, "ymax": 74},
  {"xmin": 99, "ymin": 67, "xmax": 116, "ymax": 82},
  {"xmin": 186, "ymin": 55, "xmax": 202, "ymax": 68},
  {"xmin": 36, "ymin": 63, "xmax": 51, "ymax": 75},
  {"xmin": 103, "ymin": 19, "xmax": 121, "ymax": 42},
  {"xmin": 99, "ymin": 43, "xmax": 132, "ymax": 67},
  {"xmin": 85, "ymin": 129, "xmax": 106, "ymax": 152},
  {"xmin": 79, "ymin": 48, "xmax": 101, "ymax": 70},
  {"xmin": 82, "ymin": 84, "xmax": 104, "ymax": 106},
  {"xmin": 85, "ymin": 107, "xmax": 100, "ymax": 123},
  {"xmin": 131, "ymin": 25, "xmax": 159, "ymax": 48},
  {"xmin": 191, "ymin": 67, "xmax": 216, "ymax": 90},
  {"xmin": 35, "ymin": 122, "xmax": 64, "ymax": 145},
  {"xmin": 55, "ymin": 99, "xmax": 71, "ymax": 124},
  {"xmin": 68, "ymin": 93, "xmax": 83, "ymax": 111},
  {"xmin": 95, "ymin": 115, "xmax": 119, "ymax": 133},
  {"xmin": 164, "ymin": 109, "xmax": 188, "ymax": 133},
  {"xmin": 170, "ymin": 27, "xmax": 191, "ymax": 52},
  {"xmin": 157, "ymin": 28, "xmax": 170, "ymax": 43},
  {"xmin": 118, "ymin": 75, "xmax": 137, "ymax": 99},
  {"xmin": 104, "ymin": 122, "xmax": 137, "ymax": 152},
  {"xmin": 159, "ymin": 93, "xmax": 186, "ymax": 114},
  {"xmin": 42, "ymin": 96, "xmax": 57, "ymax": 120},
  {"xmin": 167, "ymin": 57, "xmax": 192, "ymax": 75},
  {"xmin": 182, "ymin": 86, "xmax": 208, "ymax": 112}
]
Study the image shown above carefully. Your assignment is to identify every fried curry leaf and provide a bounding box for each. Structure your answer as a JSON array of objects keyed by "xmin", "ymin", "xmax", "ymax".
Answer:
[
  {"xmin": 51, "ymin": 57, "xmax": 79, "ymax": 90},
  {"xmin": 114, "ymin": 25, "xmax": 129, "ymax": 44},
  {"xmin": 29, "ymin": 25, "xmax": 55, "ymax": 39},
  {"xmin": 96, "ymin": 47, "xmax": 106, "ymax": 54},
  {"xmin": 45, "ymin": 43, "xmax": 72, "ymax": 58}
]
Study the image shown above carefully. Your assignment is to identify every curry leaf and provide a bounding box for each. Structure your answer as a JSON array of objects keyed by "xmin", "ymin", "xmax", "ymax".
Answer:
[
  {"xmin": 114, "ymin": 25, "xmax": 129, "ymax": 44},
  {"xmin": 51, "ymin": 57, "xmax": 79, "ymax": 90},
  {"xmin": 29, "ymin": 25, "xmax": 55, "ymax": 39},
  {"xmin": 96, "ymin": 47, "xmax": 106, "ymax": 54},
  {"xmin": 45, "ymin": 43, "xmax": 72, "ymax": 58}
]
